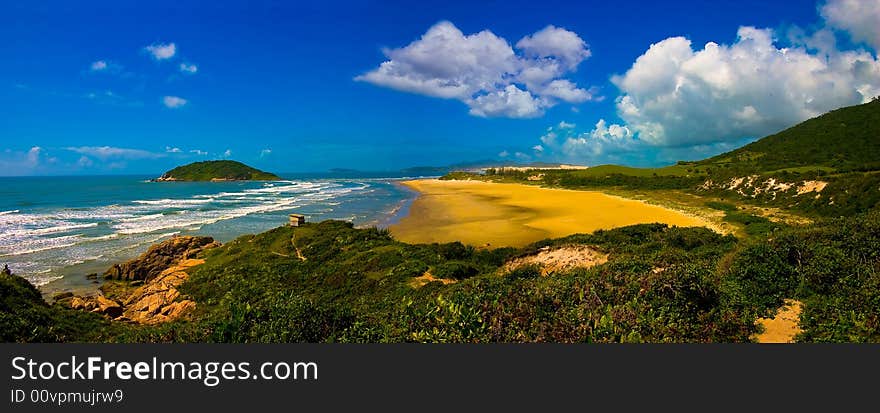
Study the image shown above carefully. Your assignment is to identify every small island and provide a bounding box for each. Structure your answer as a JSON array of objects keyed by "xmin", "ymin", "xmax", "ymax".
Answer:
[{"xmin": 153, "ymin": 160, "xmax": 281, "ymax": 182}]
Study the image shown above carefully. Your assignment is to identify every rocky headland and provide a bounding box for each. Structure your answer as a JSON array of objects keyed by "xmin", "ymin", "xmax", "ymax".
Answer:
[{"xmin": 57, "ymin": 235, "xmax": 219, "ymax": 324}]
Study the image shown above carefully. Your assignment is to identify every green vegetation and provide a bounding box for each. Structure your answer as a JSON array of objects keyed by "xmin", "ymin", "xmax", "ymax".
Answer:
[
  {"xmin": 700, "ymin": 99, "xmax": 880, "ymax": 173},
  {"xmin": 450, "ymin": 99, "xmax": 880, "ymax": 218},
  {"xmin": 705, "ymin": 201, "xmax": 782, "ymax": 237},
  {"xmin": 157, "ymin": 160, "xmax": 280, "ymax": 181},
  {"xmin": 3, "ymin": 101, "xmax": 879, "ymax": 343},
  {"xmin": 4, "ymin": 211, "xmax": 879, "ymax": 342},
  {"xmin": 0, "ymin": 268, "xmax": 114, "ymax": 342}
]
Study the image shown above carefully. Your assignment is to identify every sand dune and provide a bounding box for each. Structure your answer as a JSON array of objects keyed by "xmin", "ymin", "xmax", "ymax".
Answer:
[{"xmin": 390, "ymin": 179, "xmax": 714, "ymax": 248}]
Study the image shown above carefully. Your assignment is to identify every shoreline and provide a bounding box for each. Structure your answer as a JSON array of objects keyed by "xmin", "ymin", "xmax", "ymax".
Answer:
[
  {"xmin": 389, "ymin": 178, "xmax": 719, "ymax": 248},
  {"xmin": 3, "ymin": 176, "xmax": 413, "ymax": 297}
]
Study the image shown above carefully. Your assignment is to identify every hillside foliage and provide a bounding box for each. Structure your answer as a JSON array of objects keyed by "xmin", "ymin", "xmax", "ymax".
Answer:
[
  {"xmin": 3, "ymin": 101, "xmax": 880, "ymax": 343},
  {"xmin": 159, "ymin": 160, "xmax": 280, "ymax": 181}
]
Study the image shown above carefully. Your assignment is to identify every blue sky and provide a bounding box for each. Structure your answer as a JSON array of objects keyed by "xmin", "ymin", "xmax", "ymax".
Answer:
[{"xmin": 2, "ymin": 0, "xmax": 879, "ymax": 175}]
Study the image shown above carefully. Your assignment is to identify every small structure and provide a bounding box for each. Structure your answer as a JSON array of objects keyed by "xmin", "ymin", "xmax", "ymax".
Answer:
[{"xmin": 289, "ymin": 214, "xmax": 306, "ymax": 227}]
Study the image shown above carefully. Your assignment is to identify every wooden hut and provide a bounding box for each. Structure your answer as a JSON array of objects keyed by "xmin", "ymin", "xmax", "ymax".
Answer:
[{"xmin": 289, "ymin": 214, "xmax": 306, "ymax": 227}]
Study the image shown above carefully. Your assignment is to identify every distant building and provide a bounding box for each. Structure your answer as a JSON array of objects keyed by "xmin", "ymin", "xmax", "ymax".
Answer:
[{"xmin": 289, "ymin": 214, "xmax": 306, "ymax": 227}]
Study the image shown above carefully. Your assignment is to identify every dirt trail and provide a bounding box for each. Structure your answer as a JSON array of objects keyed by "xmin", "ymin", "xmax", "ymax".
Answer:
[
  {"xmin": 291, "ymin": 236, "xmax": 307, "ymax": 261},
  {"xmin": 410, "ymin": 271, "xmax": 456, "ymax": 288},
  {"xmin": 754, "ymin": 299, "xmax": 803, "ymax": 343}
]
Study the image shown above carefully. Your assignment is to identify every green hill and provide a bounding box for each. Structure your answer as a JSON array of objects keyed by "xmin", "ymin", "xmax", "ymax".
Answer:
[
  {"xmin": 460, "ymin": 99, "xmax": 880, "ymax": 216},
  {"xmin": 156, "ymin": 160, "xmax": 280, "ymax": 182},
  {"xmin": 700, "ymin": 98, "xmax": 880, "ymax": 174}
]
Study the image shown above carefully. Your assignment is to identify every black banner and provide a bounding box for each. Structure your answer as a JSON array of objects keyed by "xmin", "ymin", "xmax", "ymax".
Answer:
[{"xmin": 1, "ymin": 344, "xmax": 876, "ymax": 411}]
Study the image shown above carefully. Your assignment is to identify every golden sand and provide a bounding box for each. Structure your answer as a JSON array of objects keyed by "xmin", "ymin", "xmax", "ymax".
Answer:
[
  {"xmin": 754, "ymin": 299, "xmax": 803, "ymax": 343},
  {"xmin": 389, "ymin": 179, "xmax": 714, "ymax": 248}
]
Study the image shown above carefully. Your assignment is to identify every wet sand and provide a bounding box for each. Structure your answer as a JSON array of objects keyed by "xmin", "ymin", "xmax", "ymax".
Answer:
[{"xmin": 389, "ymin": 179, "xmax": 714, "ymax": 247}]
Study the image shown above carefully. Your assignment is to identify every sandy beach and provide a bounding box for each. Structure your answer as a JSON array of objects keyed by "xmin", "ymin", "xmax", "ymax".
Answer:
[{"xmin": 390, "ymin": 179, "xmax": 714, "ymax": 247}]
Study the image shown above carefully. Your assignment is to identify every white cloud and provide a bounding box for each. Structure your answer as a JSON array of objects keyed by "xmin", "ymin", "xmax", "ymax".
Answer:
[
  {"xmin": 260, "ymin": 148, "xmax": 272, "ymax": 157},
  {"xmin": 356, "ymin": 21, "xmax": 595, "ymax": 118},
  {"xmin": 556, "ymin": 119, "xmax": 636, "ymax": 160},
  {"xmin": 162, "ymin": 96, "xmax": 188, "ymax": 108},
  {"xmin": 532, "ymin": 144, "xmax": 544, "ymax": 152},
  {"xmin": 0, "ymin": 146, "xmax": 51, "ymax": 175},
  {"xmin": 222, "ymin": 149, "xmax": 232, "ymax": 158},
  {"xmin": 468, "ymin": 85, "xmax": 544, "ymax": 118},
  {"xmin": 611, "ymin": 26, "xmax": 880, "ymax": 146},
  {"xmin": 516, "ymin": 25, "xmax": 592, "ymax": 70},
  {"xmin": 87, "ymin": 60, "xmax": 124, "ymax": 75},
  {"xmin": 65, "ymin": 146, "xmax": 162, "ymax": 160},
  {"xmin": 90, "ymin": 60, "xmax": 108, "ymax": 71},
  {"xmin": 179, "ymin": 63, "xmax": 198, "ymax": 74},
  {"xmin": 77, "ymin": 156, "xmax": 94, "ymax": 167},
  {"xmin": 145, "ymin": 42, "xmax": 176, "ymax": 60},
  {"xmin": 190, "ymin": 149, "xmax": 208, "ymax": 156},
  {"xmin": 557, "ymin": 121, "xmax": 576, "ymax": 129},
  {"xmin": 821, "ymin": 0, "xmax": 880, "ymax": 50},
  {"xmin": 26, "ymin": 146, "xmax": 42, "ymax": 166},
  {"xmin": 539, "ymin": 130, "xmax": 557, "ymax": 146},
  {"xmin": 498, "ymin": 150, "xmax": 509, "ymax": 158},
  {"xmin": 165, "ymin": 146, "xmax": 182, "ymax": 153},
  {"xmin": 532, "ymin": 80, "xmax": 594, "ymax": 103}
]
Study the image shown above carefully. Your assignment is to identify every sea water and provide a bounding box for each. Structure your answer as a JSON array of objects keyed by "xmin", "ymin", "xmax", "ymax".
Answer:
[{"xmin": 0, "ymin": 174, "xmax": 419, "ymax": 294}]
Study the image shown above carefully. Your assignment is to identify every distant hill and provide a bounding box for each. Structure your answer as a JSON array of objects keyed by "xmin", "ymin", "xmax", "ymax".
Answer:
[
  {"xmin": 699, "ymin": 98, "xmax": 880, "ymax": 174},
  {"xmin": 449, "ymin": 99, "xmax": 880, "ymax": 216},
  {"xmin": 156, "ymin": 160, "xmax": 280, "ymax": 182}
]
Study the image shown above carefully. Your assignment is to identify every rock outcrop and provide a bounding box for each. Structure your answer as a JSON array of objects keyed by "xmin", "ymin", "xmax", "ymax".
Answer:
[
  {"xmin": 119, "ymin": 258, "xmax": 203, "ymax": 324},
  {"xmin": 66, "ymin": 235, "xmax": 219, "ymax": 324},
  {"xmin": 104, "ymin": 235, "xmax": 218, "ymax": 281}
]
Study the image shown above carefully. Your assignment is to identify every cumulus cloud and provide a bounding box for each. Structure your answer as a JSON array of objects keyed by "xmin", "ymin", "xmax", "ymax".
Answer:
[
  {"xmin": 356, "ymin": 21, "xmax": 596, "ymax": 118},
  {"xmin": 532, "ymin": 119, "xmax": 740, "ymax": 166},
  {"xmin": 469, "ymin": 85, "xmax": 544, "ymax": 118},
  {"xmin": 87, "ymin": 60, "xmax": 125, "ymax": 75},
  {"xmin": 259, "ymin": 148, "xmax": 272, "ymax": 157},
  {"xmin": 165, "ymin": 146, "xmax": 182, "ymax": 153},
  {"xmin": 611, "ymin": 26, "xmax": 880, "ymax": 147},
  {"xmin": 190, "ymin": 149, "xmax": 208, "ymax": 156},
  {"xmin": 26, "ymin": 146, "xmax": 42, "ymax": 166},
  {"xmin": 821, "ymin": 0, "xmax": 880, "ymax": 50},
  {"xmin": 561, "ymin": 119, "xmax": 635, "ymax": 159},
  {"xmin": 179, "ymin": 63, "xmax": 198, "ymax": 74},
  {"xmin": 0, "ymin": 146, "xmax": 53, "ymax": 175},
  {"xmin": 516, "ymin": 25, "xmax": 592, "ymax": 70},
  {"xmin": 145, "ymin": 42, "xmax": 176, "ymax": 60},
  {"xmin": 65, "ymin": 146, "xmax": 162, "ymax": 160},
  {"xmin": 162, "ymin": 96, "xmax": 188, "ymax": 108},
  {"xmin": 90, "ymin": 60, "xmax": 108, "ymax": 71},
  {"xmin": 77, "ymin": 156, "xmax": 94, "ymax": 167},
  {"xmin": 498, "ymin": 150, "xmax": 509, "ymax": 158},
  {"xmin": 222, "ymin": 149, "xmax": 232, "ymax": 158}
]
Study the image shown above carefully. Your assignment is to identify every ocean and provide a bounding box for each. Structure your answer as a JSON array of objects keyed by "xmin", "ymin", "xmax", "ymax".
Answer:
[{"xmin": 0, "ymin": 174, "xmax": 419, "ymax": 295}]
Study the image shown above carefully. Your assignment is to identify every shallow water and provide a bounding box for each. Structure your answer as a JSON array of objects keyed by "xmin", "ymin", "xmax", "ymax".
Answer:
[{"xmin": 0, "ymin": 174, "xmax": 417, "ymax": 294}]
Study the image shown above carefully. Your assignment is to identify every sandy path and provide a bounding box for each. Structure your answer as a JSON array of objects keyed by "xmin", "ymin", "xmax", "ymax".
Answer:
[
  {"xmin": 389, "ymin": 179, "xmax": 713, "ymax": 247},
  {"xmin": 754, "ymin": 299, "xmax": 803, "ymax": 343}
]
